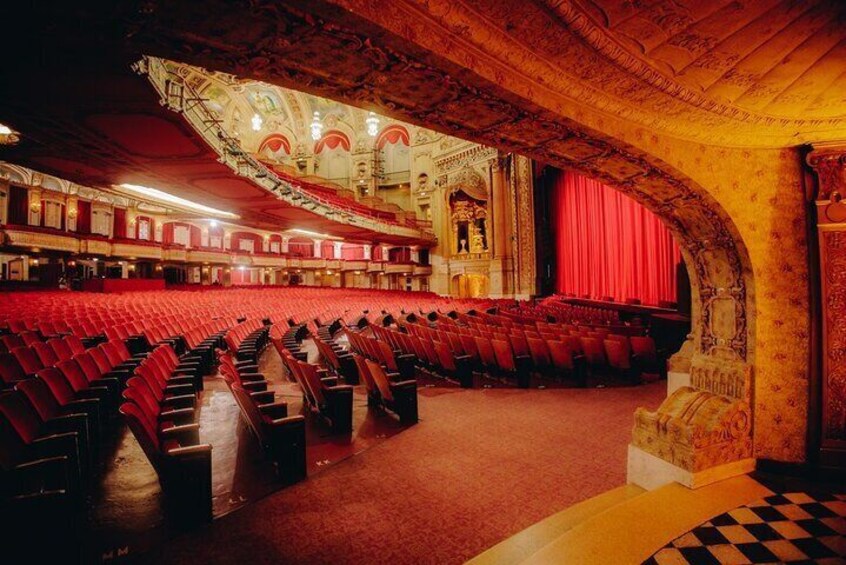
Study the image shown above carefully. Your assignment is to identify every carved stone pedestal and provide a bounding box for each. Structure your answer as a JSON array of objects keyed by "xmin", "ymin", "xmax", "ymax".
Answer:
[{"xmin": 627, "ymin": 355, "xmax": 753, "ymax": 490}]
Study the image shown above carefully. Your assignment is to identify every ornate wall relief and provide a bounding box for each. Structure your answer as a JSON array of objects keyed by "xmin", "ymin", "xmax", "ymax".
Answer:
[{"xmin": 808, "ymin": 146, "xmax": 846, "ymax": 469}]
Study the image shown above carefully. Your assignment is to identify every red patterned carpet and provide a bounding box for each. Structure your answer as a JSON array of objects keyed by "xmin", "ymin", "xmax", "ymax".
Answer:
[{"xmin": 141, "ymin": 380, "xmax": 665, "ymax": 565}]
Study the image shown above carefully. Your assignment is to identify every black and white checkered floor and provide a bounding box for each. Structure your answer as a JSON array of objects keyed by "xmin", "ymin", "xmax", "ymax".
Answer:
[{"xmin": 643, "ymin": 492, "xmax": 845, "ymax": 564}]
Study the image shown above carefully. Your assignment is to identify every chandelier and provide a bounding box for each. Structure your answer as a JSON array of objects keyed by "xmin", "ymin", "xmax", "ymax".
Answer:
[
  {"xmin": 251, "ymin": 113, "xmax": 263, "ymax": 131},
  {"xmin": 310, "ymin": 111, "xmax": 323, "ymax": 141},
  {"xmin": 366, "ymin": 112, "xmax": 380, "ymax": 137}
]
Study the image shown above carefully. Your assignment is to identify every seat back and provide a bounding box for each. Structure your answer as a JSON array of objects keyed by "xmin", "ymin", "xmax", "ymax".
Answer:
[
  {"xmin": 49, "ymin": 338, "xmax": 74, "ymax": 362},
  {"xmin": 15, "ymin": 378, "xmax": 61, "ymax": 422},
  {"xmin": 37, "ymin": 367, "xmax": 78, "ymax": 406},
  {"xmin": 630, "ymin": 336, "xmax": 657, "ymax": 362},
  {"xmin": 0, "ymin": 352, "xmax": 27, "ymax": 385},
  {"xmin": 547, "ymin": 340, "xmax": 575, "ymax": 371},
  {"xmin": 474, "ymin": 337, "xmax": 497, "ymax": 367},
  {"xmin": 56, "ymin": 359, "xmax": 90, "ymax": 392},
  {"xmin": 32, "ymin": 341, "xmax": 59, "ymax": 368},
  {"xmin": 491, "ymin": 339, "xmax": 516, "ymax": 372},
  {"xmin": 352, "ymin": 354, "xmax": 377, "ymax": 395},
  {"xmin": 433, "ymin": 341, "xmax": 457, "ymax": 372},
  {"xmin": 120, "ymin": 402, "xmax": 162, "ymax": 471},
  {"xmin": 365, "ymin": 358, "xmax": 394, "ymax": 402},
  {"xmin": 0, "ymin": 391, "xmax": 43, "ymax": 444},
  {"xmin": 74, "ymin": 352, "xmax": 103, "ymax": 384},
  {"xmin": 580, "ymin": 337, "xmax": 606, "ymax": 365},
  {"xmin": 604, "ymin": 339, "xmax": 631, "ymax": 370},
  {"xmin": 64, "ymin": 335, "xmax": 86, "ymax": 355},
  {"xmin": 12, "ymin": 347, "xmax": 44, "ymax": 375},
  {"xmin": 0, "ymin": 335, "xmax": 25, "ymax": 351},
  {"xmin": 527, "ymin": 337, "xmax": 551, "ymax": 369}
]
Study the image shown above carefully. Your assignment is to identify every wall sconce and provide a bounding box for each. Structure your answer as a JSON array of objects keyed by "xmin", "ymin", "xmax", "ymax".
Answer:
[
  {"xmin": 128, "ymin": 264, "xmax": 136, "ymax": 271},
  {"xmin": 155, "ymin": 265, "xmax": 162, "ymax": 271},
  {"xmin": 30, "ymin": 259, "xmax": 39, "ymax": 266},
  {"xmin": 30, "ymin": 201, "xmax": 42, "ymax": 213},
  {"xmin": 67, "ymin": 207, "xmax": 78, "ymax": 219}
]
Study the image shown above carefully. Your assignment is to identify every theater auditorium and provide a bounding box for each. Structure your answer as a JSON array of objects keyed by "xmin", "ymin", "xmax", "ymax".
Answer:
[{"xmin": 1, "ymin": 2, "xmax": 844, "ymax": 564}]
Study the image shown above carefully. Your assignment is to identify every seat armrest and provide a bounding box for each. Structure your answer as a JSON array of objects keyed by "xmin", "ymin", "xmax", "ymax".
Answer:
[
  {"xmin": 268, "ymin": 414, "xmax": 306, "ymax": 427},
  {"xmin": 320, "ymin": 376, "xmax": 339, "ymax": 387},
  {"xmin": 14, "ymin": 455, "xmax": 69, "ymax": 493},
  {"xmin": 259, "ymin": 401, "xmax": 288, "ymax": 420},
  {"xmin": 390, "ymin": 379, "xmax": 417, "ymax": 391},
  {"xmin": 159, "ymin": 407, "xmax": 196, "ymax": 424},
  {"xmin": 164, "ymin": 381, "xmax": 196, "ymax": 393},
  {"xmin": 241, "ymin": 380, "xmax": 268, "ymax": 392},
  {"xmin": 250, "ymin": 390, "xmax": 275, "ymax": 404},
  {"xmin": 162, "ymin": 393, "xmax": 197, "ymax": 409},
  {"xmin": 326, "ymin": 384, "xmax": 354, "ymax": 394},
  {"xmin": 239, "ymin": 372, "xmax": 265, "ymax": 381},
  {"xmin": 166, "ymin": 443, "xmax": 212, "ymax": 457},
  {"xmin": 160, "ymin": 423, "xmax": 200, "ymax": 445}
]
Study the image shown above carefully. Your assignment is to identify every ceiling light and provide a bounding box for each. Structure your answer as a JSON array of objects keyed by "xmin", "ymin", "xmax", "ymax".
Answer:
[
  {"xmin": 118, "ymin": 184, "xmax": 239, "ymax": 219},
  {"xmin": 251, "ymin": 113, "xmax": 263, "ymax": 131},
  {"xmin": 0, "ymin": 122, "xmax": 19, "ymax": 145},
  {"xmin": 366, "ymin": 112, "xmax": 380, "ymax": 137},
  {"xmin": 311, "ymin": 111, "xmax": 323, "ymax": 141},
  {"xmin": 209, "ymin": 220, "xmax": 218, "ymax": 228},
  {"xmin": 289, "ymin": 228, "xmax": 331, "ymax": 238}
]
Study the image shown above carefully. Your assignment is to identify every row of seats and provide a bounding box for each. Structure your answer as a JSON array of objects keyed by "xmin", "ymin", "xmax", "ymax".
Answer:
[
  {"xmin": 270, "ymin": 325, "xmax": 354, "ymax": 434},
  {"xmin": 119, "ymin": 344, "xmax": 212, "ymax": 522},
  {"xmin": 217, "ymin": 351, "xmax": 307, "ymax": 483}
]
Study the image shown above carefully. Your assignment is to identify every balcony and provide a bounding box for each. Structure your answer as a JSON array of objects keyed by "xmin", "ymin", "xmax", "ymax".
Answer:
[{"xmin": 1, "ymin": 224, "xmax": 81, "ymax": 253}]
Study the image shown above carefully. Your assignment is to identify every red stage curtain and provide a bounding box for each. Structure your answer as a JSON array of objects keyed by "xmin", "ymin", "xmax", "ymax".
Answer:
[
  {"xmin": 113, "ymin": 208, "xmax": 127, "ymax": 238},
  {"xmin": 76, "ymin": 200, "xmax": 92, "ymax": 234},
  {"xmin": 8, "ymin": 185, "xmax": 29, "ymax": 225},
  {"xmin": 551, "ymin": 171, "xmax": 681, "ymax": 305}
]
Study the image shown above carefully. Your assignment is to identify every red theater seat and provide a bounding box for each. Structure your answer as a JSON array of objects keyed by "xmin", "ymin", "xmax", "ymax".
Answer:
[{"xmin": 119, "ymin": 401, "xmax": 212, "ymax": 521}]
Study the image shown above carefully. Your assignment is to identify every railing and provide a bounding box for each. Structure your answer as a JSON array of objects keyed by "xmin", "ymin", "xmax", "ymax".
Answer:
[{"xmin": 136, "ymin": 57, "xmax": 435, "ymax": 243}]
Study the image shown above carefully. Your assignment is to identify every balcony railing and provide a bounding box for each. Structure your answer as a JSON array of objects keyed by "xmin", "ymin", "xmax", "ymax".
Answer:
[{"xmin": 136, "ymin": 57, "xmax": 436, "ymax": 243}]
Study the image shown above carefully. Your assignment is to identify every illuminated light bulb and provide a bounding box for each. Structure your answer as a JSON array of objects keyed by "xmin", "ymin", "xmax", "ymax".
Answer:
[
  {"xmin": 251, "ymin": 113, "xmax": 263, "ymax": 131},
  {"xmin": 310, "ymin": 111, "xmax": 323, "ymax": 141},
  {"xmin": 366, "ymin": 112, "xmax": 379, "ymax": 137}
]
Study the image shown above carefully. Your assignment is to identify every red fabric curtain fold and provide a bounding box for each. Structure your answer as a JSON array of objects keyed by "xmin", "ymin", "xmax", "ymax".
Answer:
[
  {"xmin": 76, "ymin": 200, "xmax": 92, "ymax": 234},
  {"xmin": 552, "ymin": 171, "xmax": 680, "ymax": 305},
  {"xmin": 8, "ymin": 185, "xmax": 29, "ymax": 225},
  {"xmin": 113, "ymin": 208, "xmax": 127, "ymax": 239}
]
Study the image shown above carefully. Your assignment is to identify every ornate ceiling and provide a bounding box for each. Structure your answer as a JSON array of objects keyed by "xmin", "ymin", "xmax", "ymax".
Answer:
[{"xmin": 555, "ymin": 0, "xmax": 846, "ymax": 121}]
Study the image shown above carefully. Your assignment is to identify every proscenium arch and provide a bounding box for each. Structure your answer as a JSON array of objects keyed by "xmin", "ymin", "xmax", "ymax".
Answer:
[{"xmin": 21, "ymin": 1, "xmax": 756, "ymax": 400}]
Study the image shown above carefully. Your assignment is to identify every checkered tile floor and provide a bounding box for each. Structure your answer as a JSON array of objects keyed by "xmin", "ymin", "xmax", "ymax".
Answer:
[{"xmin": 644, "ymin": 492, "xmax": 846, "ymax": 564}]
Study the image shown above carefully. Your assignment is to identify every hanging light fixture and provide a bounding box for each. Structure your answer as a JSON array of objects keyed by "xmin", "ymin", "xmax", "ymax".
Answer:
[
  {"xmin": 310, "ymin": 111, "xmax": 323, "ymax": 140},
  {"xmin": 251, "ymin": 113, "xmax": 263, "ymax": 131},
  {"xmin": 366, "ymin": 111, "xmax": 380, "ymax": 137}
]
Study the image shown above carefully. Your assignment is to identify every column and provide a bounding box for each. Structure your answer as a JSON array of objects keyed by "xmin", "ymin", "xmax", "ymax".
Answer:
[
  {"xmin": 334, "ymin": 241, "xmax": 343, "ymax": 260},
  {"xmin": 313, "ymin": 239, "xmax": 323, "ymax": 258},
  {"xmin": 363, "ymin": 245, "xmax": 371, "ymax": 260},
  {"xmin": 808, "ymin": 145, "xmax": 846, "ymax": 471},
  {"xmin": 410, "ymin": 246, "xmax": 420, "ymax": 263},
  {"xmin": 282, "ymin": 237, "xmax": 290, "ymax": 253}
]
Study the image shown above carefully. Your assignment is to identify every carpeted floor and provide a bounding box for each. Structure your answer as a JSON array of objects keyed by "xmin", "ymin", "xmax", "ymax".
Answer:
[{"xmin": 141, "ymin": 380, "xmax": 666, "ymax": 564}]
